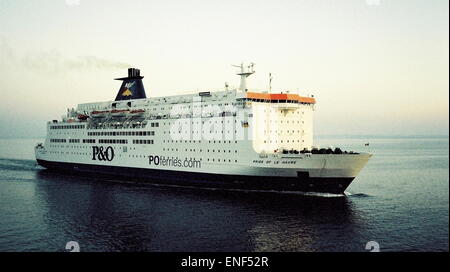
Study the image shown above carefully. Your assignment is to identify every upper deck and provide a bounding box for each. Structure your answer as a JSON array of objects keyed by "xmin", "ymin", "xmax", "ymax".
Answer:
[
  {"xmin": 76, "ymin": 90, "xmax": 315, "ymax": 113},
  {"xmin": 49, "ymin": 66, "xmax": 317, "ymax": 153}
]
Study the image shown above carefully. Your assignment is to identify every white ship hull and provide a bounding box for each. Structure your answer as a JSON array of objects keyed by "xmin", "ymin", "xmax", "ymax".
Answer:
[{"xmin": 35, "ymin": 144, "xmax": 371, "ymax": 194}]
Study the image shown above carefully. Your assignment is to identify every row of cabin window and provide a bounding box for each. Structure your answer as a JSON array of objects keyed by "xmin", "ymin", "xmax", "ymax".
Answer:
[
  {"xmin": 206, "ymin": 158, "xmax": 238, "ymax": 163},
  {"xmin": 150, "ymin": 103, "xmax": 239, "ymax": 111},
  {"xmin": 88, "ymin": 131, "xmax": 155, "ymax": 136},
  {"xmin": 163, "ymin": 140, "xmax": 239, "ymax": 144},
  {"xmin": 266, "ymin": 120, "xmax": 305, "ymax": 124},
  {"xmin": 264, "ymin": 130, "xmax": 305, "ymax": 133},
  {"xmin": 168, "ymin": 130, "xmax": 241, "ymax": 135},
  {"xmin": 264, "ymin": 140, "xmax": 305, "ymax": 143},
  {"xmin": 50, "ymin": 139, "xmax": 153, "ymax": 145},
  {"xmin": 99, "ymin": 139, "xmax": 128, "ymax": 144},
  {"xmin": 163, "ymin": 147, "xmax": 237, "ymax": 153},
  {"xmin": 133, "ymin": 140, "xmax": 154, "ymax": 144},
  {"xmin": 50, "ymin": 139, "xmax": 67, "ymax": 143},
  {"xmin": 50, "ymin": 125, "xmax": 85, "ymax": 130}
]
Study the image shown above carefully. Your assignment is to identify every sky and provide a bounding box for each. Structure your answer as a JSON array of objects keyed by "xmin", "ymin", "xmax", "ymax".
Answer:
[{"xmin": 0, "ymin": 0, "xmax": 448, "ymax": 137}]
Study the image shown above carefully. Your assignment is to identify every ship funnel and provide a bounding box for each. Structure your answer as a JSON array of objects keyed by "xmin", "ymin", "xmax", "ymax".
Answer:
[
  {"xmin": 114, "ymin": 68, "xmax": 147, "ymax": 101},
  {"xmin": 128, "ymin": 68, "xmax": 141, "ymax": 78}
]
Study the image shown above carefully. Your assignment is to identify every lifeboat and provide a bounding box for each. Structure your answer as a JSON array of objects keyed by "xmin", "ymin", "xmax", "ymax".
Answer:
[
  {"xmin": 77, "ymin": 114, "xmax": 89, "ymax": 120},
  {"xmin": 91, "ymin": 110, "xmax": 110, "ymax": 118},
  {"xmin": 110, "ymin": 109, "xmax": 130, "ymax": 117},
  {"xmin": 129, "ymin": 109, "xmax": 145, "ymax": 116}
]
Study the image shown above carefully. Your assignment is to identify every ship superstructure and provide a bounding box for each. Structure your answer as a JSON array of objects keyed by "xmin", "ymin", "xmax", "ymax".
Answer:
[{"xmin": 35, "ymin": 65, "xmax": 371, "ymax": 194}]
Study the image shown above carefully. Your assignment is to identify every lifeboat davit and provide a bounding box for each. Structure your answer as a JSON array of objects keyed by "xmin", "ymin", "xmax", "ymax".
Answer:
[
  {"xmin": 91, "ymin": 110, "xmax": 110, "ymax": 118},
  {"xmin": 130, "ymin": 109, "xmax": 145, "ymax": 116}
]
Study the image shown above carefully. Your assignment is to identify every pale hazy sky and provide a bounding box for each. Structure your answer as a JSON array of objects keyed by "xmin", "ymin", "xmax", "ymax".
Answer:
[{"xmin": 0, "ymin": 0, "xmax": 448, "ymax": 137}]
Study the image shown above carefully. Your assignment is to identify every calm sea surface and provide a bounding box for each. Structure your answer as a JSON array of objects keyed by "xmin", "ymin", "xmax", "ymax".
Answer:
[{"xmin": 0, "ymin": 136, "xmax": 448, "ymax": 252}]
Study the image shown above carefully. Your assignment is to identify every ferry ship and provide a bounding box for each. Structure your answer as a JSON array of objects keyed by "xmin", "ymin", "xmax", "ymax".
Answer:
[{"xmin": 35, "ymin": 64, "xmax": 371, "ymax": 194}]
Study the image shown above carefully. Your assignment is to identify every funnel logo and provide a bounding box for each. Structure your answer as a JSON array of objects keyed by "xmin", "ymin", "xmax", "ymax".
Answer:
[
  {"xmin": 122, "ymin": 89, "xmax": 133, "ymax": 96},
  {"xmin": 121, "ymin": 81, "xmax": 135, "ymax": 97}
]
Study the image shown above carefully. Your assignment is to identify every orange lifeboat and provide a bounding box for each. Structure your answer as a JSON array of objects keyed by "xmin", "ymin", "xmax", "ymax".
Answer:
[
  {"xmin": 110, "ymin": 109, "xmax": 130, "ymax": 117},
  {"xmin": 77, "ymin": 114, "xmax": 89, "ymax": 120},
  {"xmin": 91, "ymin": 110, "xmax": 110, "ymax": 118}
]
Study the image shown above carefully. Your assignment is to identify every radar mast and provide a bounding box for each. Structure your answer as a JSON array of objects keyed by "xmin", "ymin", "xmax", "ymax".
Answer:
[{"xmin": 232, "ymin": 62, "xmax": 255, "ymax": 91}]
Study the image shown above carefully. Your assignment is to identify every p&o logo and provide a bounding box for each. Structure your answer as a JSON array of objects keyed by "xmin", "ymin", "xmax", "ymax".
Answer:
[{"xmin": 92, "ymin": 146, "xmax": 115, "ymax": 161}]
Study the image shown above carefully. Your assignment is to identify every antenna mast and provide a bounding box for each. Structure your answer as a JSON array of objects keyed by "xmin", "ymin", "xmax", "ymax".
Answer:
[
  {"xmin": 269, "ymin": 73, "xmax": 273, "ymax": 93},
  {"xmin": 232, "ymin": 62, "xmax": 255, "ymax": 91}
]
